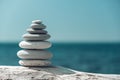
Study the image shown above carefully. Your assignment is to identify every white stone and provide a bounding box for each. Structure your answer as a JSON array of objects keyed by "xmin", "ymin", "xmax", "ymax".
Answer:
[
  {"xmin": 17, "ymin": 50, "xmax": 53, "ymax": 59},
  {"xmin": 19, "ymin": 60, "xmax": 51, "ymax": 66},
  {"xmin": 31, "ymin": 23, "xmax": 46, "ymax": 29},
  {"xmin": 32, "ymin": 20, "xmax": 42, "ymax": 24},
  {"xmin": 27, "ymin": 28, "xmax": 47, "ymax": 34},
  {"xmin": 19, "ymin": 41, "xmax": 52, "ymax": 49},
  {"xmin": 23, "ymin": 33, "xmax": 50, "ymax": 41}
]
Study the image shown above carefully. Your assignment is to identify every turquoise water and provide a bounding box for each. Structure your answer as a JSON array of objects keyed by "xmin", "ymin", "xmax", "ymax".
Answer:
[{"xmin": 0, "ymin": 42, "xmax": 120, "ymax": 74}]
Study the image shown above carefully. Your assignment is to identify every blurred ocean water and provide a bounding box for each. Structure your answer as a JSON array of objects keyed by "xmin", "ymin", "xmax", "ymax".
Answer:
[{"xmin": 0, "ymin": 42, "xmax": 120, "ymax": 74}]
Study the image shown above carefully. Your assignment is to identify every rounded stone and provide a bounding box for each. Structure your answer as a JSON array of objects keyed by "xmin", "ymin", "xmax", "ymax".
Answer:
[
  {"xmin": 31, "ymin": 23, "xmax": 46, "ymax": 29},
  {"xmin": 27, "ymin": 28, "xmax": 47, "ymax": 34},
  {"xmin": 32, "ymin": 20, "xmax": 42, "ymax": 24},
  {"xmin": 19, "ymin": 60, "xmax": 51, "ymax": 66},
  {"xmin": 19, "ymin": 41, "xmax": 52, "ymax": 49},
  {"xmin": 23, "ymin": 33, "xmax": 50, "ymax": 41},
  {"xmin": 17, "ymin": 50, "xmax": 53, "ymax": 59}
]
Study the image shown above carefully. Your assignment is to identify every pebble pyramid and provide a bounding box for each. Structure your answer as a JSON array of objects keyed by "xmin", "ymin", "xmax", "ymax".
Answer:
[{"xmin": 17, "ymin": 20, "xmax": 52, "ymax": 66}]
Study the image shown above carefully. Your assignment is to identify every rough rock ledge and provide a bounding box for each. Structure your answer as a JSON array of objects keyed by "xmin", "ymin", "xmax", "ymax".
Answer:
[{"xmin": 0, "ymin": 66, "xmax": 120, "ymax": 80}]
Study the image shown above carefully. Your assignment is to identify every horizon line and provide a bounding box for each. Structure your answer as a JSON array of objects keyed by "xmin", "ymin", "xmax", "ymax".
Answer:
[{"xmin": 0, "ymin": 41, "xmax": 120, "ymax": 44}]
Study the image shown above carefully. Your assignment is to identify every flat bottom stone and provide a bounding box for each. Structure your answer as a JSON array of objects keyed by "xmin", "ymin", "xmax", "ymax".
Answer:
[
  {"xmin": 19, "ymin": 60, "xmax": 51, "ymax": 66},
  {"xmin": 0, "ymin": 66, "xmax": 120, "ymax": 80}
]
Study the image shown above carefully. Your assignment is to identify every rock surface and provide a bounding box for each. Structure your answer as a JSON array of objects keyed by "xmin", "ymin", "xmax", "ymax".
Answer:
[
  {"xmin": 23, "ymin": 33, "xmax": 50, "ymax": 41},
  {"xmin": 32, "ymin": 20, "xmax": 42, "ymax": 24},
  {"xmin": 0, "ymin": 66, "xmax": 120, "ymax": 80},
  {"xmin": 19, "ymin": 60, "xmax": 51, "ymax": 66},
  {"xmin": 17, "ymin": 50, "xmax": 52, "ymax": 59},
  {"xmin": 31, "ymin": 23, "xmax": 46, "ymax": 29},
  {"xmin": 27, "ymin": 28, "xmax": 47, "ymax": 34},
  {"xmin": 19, "ymin": 41, "xmax": 52, "ymax": 49}
]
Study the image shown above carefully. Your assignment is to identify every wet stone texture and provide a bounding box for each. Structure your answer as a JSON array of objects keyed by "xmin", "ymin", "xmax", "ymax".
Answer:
[{"xmin": 0, "ymin": 66, "xmax": 120, "ymax": 80}]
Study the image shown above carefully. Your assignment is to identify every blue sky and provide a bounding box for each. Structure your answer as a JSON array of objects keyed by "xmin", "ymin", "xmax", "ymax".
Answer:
[{"xmin": 0, "ymin": 0, "xmax": 120, "ymax": 42}]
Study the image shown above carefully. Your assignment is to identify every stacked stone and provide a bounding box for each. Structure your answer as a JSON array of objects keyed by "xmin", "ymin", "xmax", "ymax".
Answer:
[{"xmin": 17, "ymin": 20, "xmax": 52, "ymax": 66}]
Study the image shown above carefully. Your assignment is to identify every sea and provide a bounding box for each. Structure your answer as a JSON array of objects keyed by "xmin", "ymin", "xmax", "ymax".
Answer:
[{"xmin": 0, "ymin": 42, "xmax": 120, "ymax": 74}]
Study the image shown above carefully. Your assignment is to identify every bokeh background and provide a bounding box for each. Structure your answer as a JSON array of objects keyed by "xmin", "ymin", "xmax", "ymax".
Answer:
[{"xmin": 0, "ymin": 0, "xmax": 120, "ymax": 74}]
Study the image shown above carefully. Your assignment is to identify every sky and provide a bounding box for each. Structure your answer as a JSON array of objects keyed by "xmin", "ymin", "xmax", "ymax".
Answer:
[{"xmin": 0, "ymin": 0, "xmax": 120, "ymax": 42}]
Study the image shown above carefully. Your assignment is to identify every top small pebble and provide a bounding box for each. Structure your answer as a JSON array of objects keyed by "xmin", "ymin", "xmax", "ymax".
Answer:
[{"xmin": 32, "ymin": 20, "xmax": 42, "ymax": 24}]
